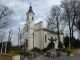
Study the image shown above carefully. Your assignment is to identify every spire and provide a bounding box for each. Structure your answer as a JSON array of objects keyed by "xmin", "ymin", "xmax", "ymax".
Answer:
[{"xmin": 28, "ymin": 4, "xmax": 34, "ymax": 13}]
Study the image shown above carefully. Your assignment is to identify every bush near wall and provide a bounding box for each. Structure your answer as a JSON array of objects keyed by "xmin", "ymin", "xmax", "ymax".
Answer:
[
  {"xmin": 8, "ymin": 47, "xmax": 21, "ymax": 54},
  {"xmin": 31, "ymin": 47, "xmax": 41, "ymax": 53},
  {"xmin": 67, "ymin": 48, "xmax": 77, "ymax": 55},
  {"xmin": 31, "ymin": 47, "xmax": 51, "ymax": 54}
]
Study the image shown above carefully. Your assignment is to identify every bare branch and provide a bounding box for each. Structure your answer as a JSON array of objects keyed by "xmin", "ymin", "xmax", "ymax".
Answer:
[{"xmin": 0, "ymin": 4, "xmax": 13, "ymax": 28}]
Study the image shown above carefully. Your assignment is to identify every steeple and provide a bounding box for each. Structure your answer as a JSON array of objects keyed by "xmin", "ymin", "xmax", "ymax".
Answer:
[
  {"xmin": 27, "ymin": 4, "xmax": 34, "ymax": 14},
  {"xmin": 26, "ymin": 4, "xmax": 35, "ymax": 21},
  {"xmin": 28, "ymin": 5, "xmax": 33, "ymax": 13}
]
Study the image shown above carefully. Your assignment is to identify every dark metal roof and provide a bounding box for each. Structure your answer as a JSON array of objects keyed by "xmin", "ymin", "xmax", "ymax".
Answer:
[
  {"xmin": 35, "ymin": 28, "xmax": 63, "ymax": 35},
  {"xmin": 28, "ymin": 5, "xmax": 34, "ymax": 13},
  {"xmin": 43, "ymin": 28, "xmax": 63, "ymax": 35}
]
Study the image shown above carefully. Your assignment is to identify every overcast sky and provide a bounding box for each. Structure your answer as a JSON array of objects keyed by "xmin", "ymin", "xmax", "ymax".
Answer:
[
  {"xmin": 0, "ymin": 0, "xmax": 62, "ymax": 26},
  {"xmin": 0, "ymin": 0, "xmax": 63, "ymax": 45},
  {"xmin": 0, "ymin": 0, "xmax": 79, "ymax": 45}
]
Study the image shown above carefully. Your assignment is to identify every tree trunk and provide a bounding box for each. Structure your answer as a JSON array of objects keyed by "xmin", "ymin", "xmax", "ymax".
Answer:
[
  {"xmin": 56, "ymin": 17, "xmax": 61, "ymax": 49},
  {"xmin": 69, "ymin": 18, "xmax": 71, "ymax": 48}
]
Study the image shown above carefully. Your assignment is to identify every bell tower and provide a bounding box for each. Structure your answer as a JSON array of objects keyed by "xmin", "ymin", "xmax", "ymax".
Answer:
[
  {"xmin": 26, "ymin": 5, "xmax": 35, "ymax": 50},
  {"xmin": 26, "ymin": 4, "xmax": 35, "ymax": 22}
]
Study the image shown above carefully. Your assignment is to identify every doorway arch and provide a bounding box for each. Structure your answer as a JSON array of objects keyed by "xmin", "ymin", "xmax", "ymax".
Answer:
[{"xmin": 24, "ymin": 39, "xmax": 28, "ymax": 50}]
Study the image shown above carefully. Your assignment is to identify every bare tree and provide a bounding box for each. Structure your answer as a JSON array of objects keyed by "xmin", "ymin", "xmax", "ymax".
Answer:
[
  {"xmin": 61, "ymin": 0, "xmax": 80, "ymax": 48},
  {"xmin": 8, "ymin": 29, "xmax": 13, "ymax": 41},
  {"xmin": 47, "ymin": 5, "xmax": 62, "ymax": 49},
  {"xmin": 0, "ymin": 31, "xmax": 6, "ymax": 53},
  {"xmin": 0, "ymin": 31, "xmax": 6, "ymax": 42},
  {"xmin": 0, "ymin": 4, "xmax": 12, "ymax": 28}
]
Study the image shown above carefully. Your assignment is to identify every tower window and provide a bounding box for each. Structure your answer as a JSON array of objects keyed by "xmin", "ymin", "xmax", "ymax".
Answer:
[
  {"xmin": 45, "ymin": 35, "xmax": 47, "ymax": 43},
  {"xmin": 32, "ymin": 17, "xmax": 33, "ymax": 20}
]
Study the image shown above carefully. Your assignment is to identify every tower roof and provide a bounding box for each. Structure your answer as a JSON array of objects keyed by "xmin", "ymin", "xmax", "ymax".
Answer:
[{"xmin": 27, "ymin": 5, "xmax": 34, "ymax": 13}]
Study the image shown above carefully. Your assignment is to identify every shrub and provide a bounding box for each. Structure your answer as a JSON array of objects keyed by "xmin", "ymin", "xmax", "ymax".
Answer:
[
  {"xmin": 8, "ymin": 47, "xmax": 21, "ymax": 54},
  {"xmin": 42, "ymin": 48, "xmax": 49, "ymax": 53},
  {"xmin": 31, "ymin": 47, "xmax": 41, "ymax": 53},
  {"xmin": 67, "ymin": 48, "xmax": 77, "ymax": 55},
  {"xmin": 47, "ymin": 41, "xmax": 55, "ymax": 49}
]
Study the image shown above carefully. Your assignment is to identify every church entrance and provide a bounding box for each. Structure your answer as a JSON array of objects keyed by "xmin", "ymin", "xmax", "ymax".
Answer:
[{"xmin": 24, "ymin": 39, "xmax": 28, "ymax": 51}]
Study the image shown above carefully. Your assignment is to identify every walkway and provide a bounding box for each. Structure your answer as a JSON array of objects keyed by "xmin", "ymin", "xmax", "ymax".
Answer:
[{"xmin": 33, "ymin": 55, "xmax": 80, "ymax": 60}]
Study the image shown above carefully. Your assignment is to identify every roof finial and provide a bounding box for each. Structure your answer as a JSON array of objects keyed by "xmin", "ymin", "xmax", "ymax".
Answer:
[
  {"xmin": 27, "ymin": 3, "xmax": 33, "ymax": 13},
  {"xmin": 30, "ymin": 3, "xmax": 31, "ymax": 6},
  {"xmin": 27, "ymin": 3, "xmax": 35, "ymax": 14}
]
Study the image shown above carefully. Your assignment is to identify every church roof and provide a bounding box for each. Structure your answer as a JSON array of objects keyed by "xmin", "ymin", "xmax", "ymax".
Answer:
[
  {"xmin": 35, "ymin": 28, "xmax": 63, "ymax": 35},
  {"xmin": 43, "ymin": 28, "xmax": 63, "ymax": 35},
  {"xmin": 27, "ymin": 5, "xmax": 34, "ymax": 13}
]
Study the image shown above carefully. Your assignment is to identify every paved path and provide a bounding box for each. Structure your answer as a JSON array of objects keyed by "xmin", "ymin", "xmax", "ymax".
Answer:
[{"xmin": 32, "ymin": 55, "xmax": 80, "ymax": 60}]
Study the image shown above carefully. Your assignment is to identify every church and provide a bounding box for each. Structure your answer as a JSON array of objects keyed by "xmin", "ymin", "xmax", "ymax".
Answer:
[{"xmin": 22, "ymin": 5, "xmax": 64, "ymax": 50}]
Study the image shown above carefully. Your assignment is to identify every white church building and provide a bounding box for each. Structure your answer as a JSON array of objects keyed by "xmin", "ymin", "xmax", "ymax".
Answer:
[{"xmin": 22, "ymin": 5, "xmax": 64, "ymax": 50}]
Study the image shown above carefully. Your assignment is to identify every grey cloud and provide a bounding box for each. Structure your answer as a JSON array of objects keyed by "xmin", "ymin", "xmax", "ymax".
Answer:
[{"xmin": 0, "ymin": 0, "xmax": 62, "ymax": 45}]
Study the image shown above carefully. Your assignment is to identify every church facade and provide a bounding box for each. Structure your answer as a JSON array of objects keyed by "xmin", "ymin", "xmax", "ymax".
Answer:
[{"xmin": 22, "ymin": 5, "xmax": 64, "ymax": 50}]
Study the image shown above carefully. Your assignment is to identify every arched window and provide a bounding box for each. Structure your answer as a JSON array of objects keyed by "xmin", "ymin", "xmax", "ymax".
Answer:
[
  {"xmin": 32, "ymin": 17, "xmax": 33, "ymax": 20},
  {"xmin": 27, "ymin": 16, "xmax": 29, "ymax": 20},
  {"xmin": 45, "ymin": 34, "xmax": 47, "ymax": 43},
  {"xmin": 24, "ymin": 39, "xmax": 28, "ymax": 50}
]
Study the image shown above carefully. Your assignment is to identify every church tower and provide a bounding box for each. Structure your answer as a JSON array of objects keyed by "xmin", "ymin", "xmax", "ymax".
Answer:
[
  {"xmin": 26, "ymin": 5, "xmax": 35, "ymax": 22},
  {"xmin": 26, "ymin": 5, "xmax": 35, "ymax": 50}
]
